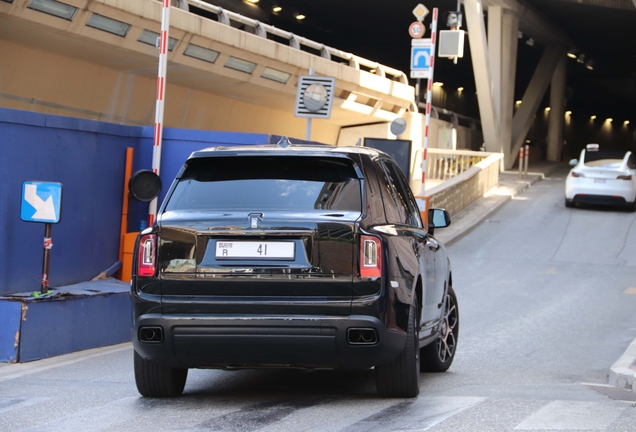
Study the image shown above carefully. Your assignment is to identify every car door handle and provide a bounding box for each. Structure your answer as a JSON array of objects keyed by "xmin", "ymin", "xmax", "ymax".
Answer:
[{"xmin": 426, "ymin": 238, "xmax": 440, "ymax": 251}]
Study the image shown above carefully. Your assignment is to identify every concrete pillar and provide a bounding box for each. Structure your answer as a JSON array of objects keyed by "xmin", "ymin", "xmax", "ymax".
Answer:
[
  {"xmin": 488, "ymin": 6, "xmax": 503, "ymax": 122},
  {"xmin": 547, "ymin": 55, "xmax": 567, "ymax": 162},
  {"xmin": 511, "ymin": 44, "xmax": 565, "ymax": 169},
  {"xmin": 500, "ymin": 11, "xmax": 519, "ymax": 170},
  {"xmin": 464, "ymin": 0, "xmax": 499, "ymax": 152}
]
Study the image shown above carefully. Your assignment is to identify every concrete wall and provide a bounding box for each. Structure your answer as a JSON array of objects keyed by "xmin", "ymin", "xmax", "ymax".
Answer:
[
  {"xmin": 0, "ymin": 38, "xmax": 341, "ymax": 145},
  {"xmin": 426, "ymin": 153, "xmax": 503, "ymax": 216},
  {"xmin": 0, "ymin": 108, "xmax": 273, "ymax": 295}
]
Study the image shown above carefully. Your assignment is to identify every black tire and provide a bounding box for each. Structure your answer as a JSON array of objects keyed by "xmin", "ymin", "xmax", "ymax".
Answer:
[
  {"xmin": 134, "ymin": 350, "xmax": 188, "ymax": 397},
  {"xmin": 375, "ymin": 297, "xmax": 420, "ymax": 398},
  {"xmin": 565, "ymin": 199, "xmax": 575, "ymax": 208},
  {"xmin": 420, "ymin": 286, "xmax": 459, "ymax": 372}
]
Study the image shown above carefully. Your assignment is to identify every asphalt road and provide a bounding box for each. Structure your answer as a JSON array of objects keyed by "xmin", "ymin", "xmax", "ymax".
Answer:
[{"xmin": 2, "ymin": 169, "xmax": 636, "ymax": 431}]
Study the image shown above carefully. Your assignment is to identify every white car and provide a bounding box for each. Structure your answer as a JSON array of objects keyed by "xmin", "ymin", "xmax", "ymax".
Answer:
[{"xmin": 565, "ymin": 144, "xmax": 636, "ymax": 210}]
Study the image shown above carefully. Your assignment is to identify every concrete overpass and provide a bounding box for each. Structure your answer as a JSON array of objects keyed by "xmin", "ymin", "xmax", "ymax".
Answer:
[{"xmin": 0, "ymin": 0, "xmax": 615, "ymax": 181}]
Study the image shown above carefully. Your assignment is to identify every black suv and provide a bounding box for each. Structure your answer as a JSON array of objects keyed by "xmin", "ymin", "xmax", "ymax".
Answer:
[{"xmin": 131, "ymin": 139, "xmax": 458, "ymax": 398}]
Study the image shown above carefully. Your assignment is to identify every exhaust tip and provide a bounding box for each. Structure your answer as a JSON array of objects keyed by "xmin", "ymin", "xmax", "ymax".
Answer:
[
  {"xmin": 347, "ymin": 328, "xmax": 377, "ymax": 345},
  {"xmin": 139, "ymin": 326, "xmax": 163, "ymax": 343}
]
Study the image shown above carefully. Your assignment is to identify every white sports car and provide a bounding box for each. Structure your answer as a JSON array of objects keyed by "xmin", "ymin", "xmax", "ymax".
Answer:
[{"xmin": 565, "ymin": 144, "xmax": 636, "ymax": 210}]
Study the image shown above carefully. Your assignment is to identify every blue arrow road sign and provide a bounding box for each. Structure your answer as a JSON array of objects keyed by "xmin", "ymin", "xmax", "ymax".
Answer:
[{"xmin": 21, "ymin": 181, "xmax": 63, "ymax": 224}]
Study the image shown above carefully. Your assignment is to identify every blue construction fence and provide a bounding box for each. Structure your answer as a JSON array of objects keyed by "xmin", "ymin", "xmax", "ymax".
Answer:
[{"xmin": 0, "ymin": 107, "xmax": 295, "ymax": 295}]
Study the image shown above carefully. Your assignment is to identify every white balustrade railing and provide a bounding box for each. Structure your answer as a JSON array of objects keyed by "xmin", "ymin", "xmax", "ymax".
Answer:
[{"xmin": 426, "ymin": 148, "xmax": 493, "ymax": 181}]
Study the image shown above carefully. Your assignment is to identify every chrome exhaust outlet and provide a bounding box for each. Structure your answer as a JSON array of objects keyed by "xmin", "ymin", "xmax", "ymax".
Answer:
[
  {"xmin": 347, "ymin": 328, "xmax": 377, "ymax": 345},
  {"xmin": 139, "ymin": 326, "xmax": 163, "ymax": 343}
]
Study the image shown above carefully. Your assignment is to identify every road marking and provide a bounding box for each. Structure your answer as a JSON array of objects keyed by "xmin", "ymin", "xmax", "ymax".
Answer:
[
  {"xmin": 0, "ymin": 343, "xmax": 131, "ymax": 383},
  {"xmin": 514, "ymin": 400, "xmax": 627, "ymax": 430},
  {"xmin": 623, "ymin": 287, "xmax": 636, "ymax": 294}
]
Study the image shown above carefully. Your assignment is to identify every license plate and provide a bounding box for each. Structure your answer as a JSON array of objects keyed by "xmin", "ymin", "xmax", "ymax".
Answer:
[
  {"xmin": 215, "ymin": 241, "xmax": 295, "ymax": 260},
  {"xmin": 594, "ymin": 178, "xmax": 606, "ymax": 183}
]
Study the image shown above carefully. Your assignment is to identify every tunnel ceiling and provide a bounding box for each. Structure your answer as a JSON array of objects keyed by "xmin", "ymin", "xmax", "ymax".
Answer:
[{"xmin": 205, "ymin": 0, "xmax": 636, "ymax": 121}]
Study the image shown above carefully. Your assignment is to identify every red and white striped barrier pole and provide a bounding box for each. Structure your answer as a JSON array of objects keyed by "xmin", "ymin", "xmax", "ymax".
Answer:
[
  {"xmin": 421, "ymin": 8, "xmax": 438, "ymax": 196},
  {"xmin": 518, "ymin": 147, "xmax": 524, "ymax": 179},
  {"xmin": 148, "ymin": 0, "xmax": 171, "ymax": 226},
  {"xmin": 524, "ymin": 144, "xmax": 530, "ymax": 176}
]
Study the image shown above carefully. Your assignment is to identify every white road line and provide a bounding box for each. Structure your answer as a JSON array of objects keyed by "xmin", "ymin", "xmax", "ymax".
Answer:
[
  {"xmin": 0, "ymin": 343, "xmax": 131, "ymax": 383},
  {"xmin": 514, "ymin": 400, "xmax": 628, "ymax": 430}
]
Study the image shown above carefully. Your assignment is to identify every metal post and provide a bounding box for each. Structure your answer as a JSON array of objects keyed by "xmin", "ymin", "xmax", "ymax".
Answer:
[
  {"xmin": 416, "ymin": 78, "xmax": 421, "ymax": 107},
  {"xmin": 41, "ymin": 223, "xmax": 52, "ymax": 294},
  {"xmin": 524, "ymin": 144, "xmax": 530, "ymax": 175},
  {"xmin": 420, "ymin": 7, "xmax": 439, "ymax": 196},
  {"xmin": 305, "ymin": 68, "xmax": 315, "ymax": 142},
  {"xmin": 148, "ymin": 0, "xmax": 172, "ymax": 226},
  {"xmin": 518, "ymin": 147, "xmax": 524, "ymax": 179}
]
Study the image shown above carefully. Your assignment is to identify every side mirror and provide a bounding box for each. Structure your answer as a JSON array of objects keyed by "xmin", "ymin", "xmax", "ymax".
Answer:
[
  {"xmin": 427, "ymin": 208, "xmax": 451, "ymax": 235},
  {"xmin": 129, "ymin": 170, "xmax": 162, "ymax": 202},
  {"xmin": 569, "ymin": 159, "xmax": 578, "ymax": 167}
]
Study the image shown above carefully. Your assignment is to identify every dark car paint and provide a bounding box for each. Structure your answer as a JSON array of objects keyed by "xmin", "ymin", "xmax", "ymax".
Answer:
[{"xmin": 132, "ymin": 145, "xmax": 451, "ymax": 370}]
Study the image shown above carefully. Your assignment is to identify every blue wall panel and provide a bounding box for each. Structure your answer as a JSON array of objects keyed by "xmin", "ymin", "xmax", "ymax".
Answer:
[
  {"xmin": 18, "ymin": 293, "xmax": 133, "ymax": 362},
  {"xmin": 0, "ymin": 108, "xmax": 272, "ymax": 295},
  {"xmin": 0, "ymin": 301, "xmax": 21, "ymax": 362},
  {"xmin": 0, "ymin": 108, "xmax": 141, "ymax": 294}
]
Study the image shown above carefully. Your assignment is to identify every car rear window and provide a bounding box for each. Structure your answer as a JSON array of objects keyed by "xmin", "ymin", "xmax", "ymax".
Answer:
[
  {"xmin": 583, "ymin": 150, "xmax": 626, "ymax": 167},
  {"xmin": 164, "ymin": 156, "xmax": 362, "ymax": 212}
]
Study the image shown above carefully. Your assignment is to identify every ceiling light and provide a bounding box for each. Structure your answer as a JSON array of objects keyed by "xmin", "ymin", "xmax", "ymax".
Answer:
[
  {"xmin": 566, "ymin": 111, "xmax": 572, "ymax": 115},
  {"xmin": 624, "ymin": 120, "xmax": 630, "ymax": 125},
  {"xmin": 433, "ymin": 82, "xmax": 444, "ymax": 87},
  {"xmin": 261, "ymin": 67, "xmax": 291, "ymax": 84},
  {"xmin": 457, "ymin": 87, "xmax": 464, "ymax": 92},
  {"xmin": 607, "ymin": 118, "xmax": 613, "ymax": 123},
  {"xmin": 138, "ymin": 29, "xmax": 177, "ymax": 51},
  {"xmin": 545, "ymin": 107, "xmax": 550, "ymax": 112},
  {"xmin": 591, "ymin": 115, "xmax": 597, "ymax": 120},
  {"xmin": 586, "ymin": 60, "xmax": 594, "ymax": 70},
  {"xmin": 184, "ymin": 44, "xmax": 219, "ymax": 63},
  {"xmin": 224, "ymin": 56, "xmax": 257, "ymax": 74},
  {"xmin": 244, "ymin": 0, "xmax": 259, "ymax": 4},
  {"xmin": 28, "ymin": 0, "xmax": 77, "ymax": 20},
  {"xmin": 526, "ymin": 38, "xmax": 535, "ymax": 47},
  {"xmin": 272, "ymin": 6, "xmax": 282, "ymax": 12},
  {"xmin": 567, "ymin": 52, "xmax": 577, "ymax": 59},
  {"xmin": 577, "ymin": 54, "xmax": 585, "ymax": 64},
  {"xmin": 86, "ymin": 14, "xmax": 131, "ymax": 37},
  {"xmin": 295, "ymin": 14, "xmax": 306, "ymax": 20},
  {"xmin": 515, "ymin": 100, "xmax": 522, "ymax": 105}
]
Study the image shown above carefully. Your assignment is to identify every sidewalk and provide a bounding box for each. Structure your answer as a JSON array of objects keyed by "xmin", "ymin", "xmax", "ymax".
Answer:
[{"xmin": 432, "ymin": 161, "xmax": 636, "ymax": 395}]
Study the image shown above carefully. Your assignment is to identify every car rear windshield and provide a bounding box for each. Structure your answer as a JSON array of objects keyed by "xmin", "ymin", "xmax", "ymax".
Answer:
[
  {"xmin": 164, "ymin": 156, "xmax": 362, "ymax": 212},
  {"xmin": 584, "ymin": 150, "xmax": 626, "ymax": 166}
]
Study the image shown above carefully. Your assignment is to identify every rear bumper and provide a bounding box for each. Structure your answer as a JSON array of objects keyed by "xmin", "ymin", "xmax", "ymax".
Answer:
[
  {"xmin": 133, "ymin": 314, "xmax": 406, "ymax": 370},
  {"xmin": 566, "ymin": 179, "xmax": 636, "ymax": 203}
]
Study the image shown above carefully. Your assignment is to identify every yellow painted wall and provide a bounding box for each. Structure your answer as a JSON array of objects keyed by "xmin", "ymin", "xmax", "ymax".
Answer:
[{"xmin": 0, "ymin": 39, "xmax": 340, "ymax": 143}]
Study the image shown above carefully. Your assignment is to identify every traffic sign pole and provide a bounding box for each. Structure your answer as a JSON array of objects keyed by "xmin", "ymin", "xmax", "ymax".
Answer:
[
  {"xmin": 421, "ymin": 8, "xmax": 439, "ymax": 195},
  {"xmin": 41, "ymin": 223, "xmax": 52, "ymax": 294}
]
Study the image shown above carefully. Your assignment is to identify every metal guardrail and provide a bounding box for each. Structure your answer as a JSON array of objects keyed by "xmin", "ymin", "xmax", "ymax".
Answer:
[
  {"xmin": 186, "ymin": 0, "xmax": 408, "ymax": 84},
  {"xmin": 426, "ymin": 148, "xmax": 493, "ymax": 181}
]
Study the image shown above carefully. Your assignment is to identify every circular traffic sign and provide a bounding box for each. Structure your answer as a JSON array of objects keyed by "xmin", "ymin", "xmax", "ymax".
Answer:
[{"xmin": 409, "ymin": 21, "xmax": 425, "ymax": 39}]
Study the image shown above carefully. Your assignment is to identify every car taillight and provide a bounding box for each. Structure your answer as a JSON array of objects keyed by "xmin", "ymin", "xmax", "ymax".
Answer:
[
  {"xmin": 571, "ymin": 172, "xmax": 585, "ymax": 178},
  {"xmin": 617, "ymin": 175, "xmax": 632, "ymax": 180},
  {"xmin": 138, "ymin": 234, "xmax": 157, "ymax": 277},
  {"xmin": 360, "ymin": 235, "xmax": 382, "ymax": 278}
]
